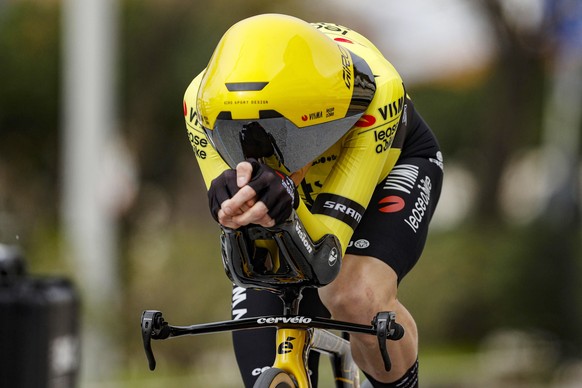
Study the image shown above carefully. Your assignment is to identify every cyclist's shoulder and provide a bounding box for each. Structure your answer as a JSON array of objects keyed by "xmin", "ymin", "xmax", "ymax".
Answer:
[
  {"xmin": 314, "ymin": 22, "xmax": 404, "ymax": 111},
  {"xmin": 312, "ymin": 22, "xmax": 383, "ymax": 56},
  {"xmin": 314, "ymin": 22, "xmax": 402, "ymax": 81}
]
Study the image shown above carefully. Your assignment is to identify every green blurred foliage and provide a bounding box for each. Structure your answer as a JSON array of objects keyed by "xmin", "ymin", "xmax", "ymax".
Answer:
[
  {"xmin": 0, "ymin": 2, "xmax": 60, "ymax": 243},
  {"xmin": 402, "ymin": 223, "xmax": 582, "ymax": 347}
]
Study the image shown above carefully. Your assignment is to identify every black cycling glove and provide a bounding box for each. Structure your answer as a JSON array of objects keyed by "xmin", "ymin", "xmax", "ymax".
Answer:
[
  {"xmin": 246, "ymin": 159, "xmax": 299, "ymax": 225},
  {"xmin": 207, "ymin": 160, "xmax": 299, "ymax": 225},
  {"xmin": 208, "ymin": 169, "xmax": 239, "ymax": 222}
]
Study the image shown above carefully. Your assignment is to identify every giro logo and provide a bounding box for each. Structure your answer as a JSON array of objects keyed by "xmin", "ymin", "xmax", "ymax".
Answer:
[
  {"xmin": 356, "ymin": 114, "xmax": 376, "ymax": 128},
  {"xmin": 379, "ymin": 196, "xmax": 405, "ymax": 213},
  {"xmin": 338, "ymin": 45, "xmax": 352, "ymax": 89}
]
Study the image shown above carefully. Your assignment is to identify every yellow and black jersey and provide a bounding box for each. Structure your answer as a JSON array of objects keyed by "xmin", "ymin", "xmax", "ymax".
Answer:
[{"xmin": 183, "ymin": 23, "xmax": 412, "ymax": 254}]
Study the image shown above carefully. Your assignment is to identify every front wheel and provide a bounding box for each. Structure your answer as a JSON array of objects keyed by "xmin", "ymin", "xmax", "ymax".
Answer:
[{"xmin": 253, "ymin": 367, "xmax": 297, "ymax": 388}]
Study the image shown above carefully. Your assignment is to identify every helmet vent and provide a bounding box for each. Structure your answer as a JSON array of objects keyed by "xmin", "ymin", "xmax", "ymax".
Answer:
[{"xmin": 225, "ymin": 82, "xmax": 269, "ymax": 91}]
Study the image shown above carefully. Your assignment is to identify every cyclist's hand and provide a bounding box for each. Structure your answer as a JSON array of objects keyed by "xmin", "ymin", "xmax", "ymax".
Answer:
[
  {"xmin": 220, "ymin": 159, "xmax": 298, "ymax": 227},
  {"xmin": 244, "ymin": 159, "xmax": 298, "ymax": 225},
  {"xmin": 208, "ymin": 169, "xmax": 243, "ymax": 224},
  {"xmin": 211, "ymin": 161, "xmax": 271, "ymax": 229}
]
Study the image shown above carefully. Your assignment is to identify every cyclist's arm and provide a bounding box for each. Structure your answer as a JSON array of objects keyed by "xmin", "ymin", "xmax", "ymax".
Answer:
[
  {"xmin": 289, "ymin": 27, "xmax": 407, "ymax": 252},
  {"xmin": 183, "ymin": 71, "xmax": 231, "ymax": 188},
  {"xmin": 184, "ymin": 73, "xmax": 292, "ymax": 229},
  {"xmin": 298, "ymin": 75, "xmax": 405, "ymax": 253}
]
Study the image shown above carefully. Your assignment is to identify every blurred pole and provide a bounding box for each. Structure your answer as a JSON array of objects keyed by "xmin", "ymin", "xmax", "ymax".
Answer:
[
  {"xmin": 61, "ymin": 0, "xmax": 121, "ymax": 383},
  {"xmin": 541, "ymin": 0, "xmax": 582, "ymax": 224},
  {"xmin": 539, "ymin": 0, "xmax": 582, "ymax": 355}
]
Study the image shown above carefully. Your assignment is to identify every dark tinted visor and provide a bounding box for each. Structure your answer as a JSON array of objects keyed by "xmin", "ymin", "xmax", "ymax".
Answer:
[{"xmin": 204, "ymin": 114, "xmax": 362, "ymax": 172}]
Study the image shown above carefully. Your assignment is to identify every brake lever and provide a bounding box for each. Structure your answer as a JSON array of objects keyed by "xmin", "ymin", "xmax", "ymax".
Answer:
[
  {"xmin": 141, "ymin": 310, "xmax": 171, "ymax": 371},
  {"xmin": 372, "ymin": 311, "xmax": 404, "ymax": 372}
]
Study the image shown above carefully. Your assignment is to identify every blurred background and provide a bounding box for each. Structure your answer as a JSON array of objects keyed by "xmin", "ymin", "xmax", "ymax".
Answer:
[{"xmin": 0, "ymin": 0, "xmax": 581, "ymax": 386}]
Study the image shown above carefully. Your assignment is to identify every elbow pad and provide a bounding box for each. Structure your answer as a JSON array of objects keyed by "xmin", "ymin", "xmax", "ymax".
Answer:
[{"xmin": 220, "ymin": 210, "xmax": 341, "ymax": 290}]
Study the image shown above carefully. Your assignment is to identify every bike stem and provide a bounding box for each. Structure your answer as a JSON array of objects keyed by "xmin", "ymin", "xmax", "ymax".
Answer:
[{"xmin": 278, "ymin": 287, "xmax": 303, "ymax": 316}]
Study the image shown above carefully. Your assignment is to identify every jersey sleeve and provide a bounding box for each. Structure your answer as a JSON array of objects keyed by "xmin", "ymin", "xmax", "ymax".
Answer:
[
  {"xmin": 183, "ymin": 71, "xmax": 231, "ymax": 188},
  {"xmin": 295, "ymin": 32, "xmax": 406, "ymax": 253}
]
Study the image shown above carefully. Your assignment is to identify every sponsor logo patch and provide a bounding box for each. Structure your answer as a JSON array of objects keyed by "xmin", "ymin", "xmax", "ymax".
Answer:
[
  {"xmin": 257, "ymin": 316, "xmax": 312, "ymax": 324},
  {"xmin": 429, "ymin": 151, "xmax": 444, "ymax": 171},
  {"xmin": 356, "ymin": 114, "xmax": 376, "ymax": 127},
  {"xmin": 328, "ymin": 248, "xmax": 339, "ymax": 266},
  {"xmin": 347, "ymin": 239, "xmax": 370, "ymax": 249},
  {"xmin": 378, "ymin": 196, "xmax": 405, "ymax": 213},
  {"xmin": 404, "ymin": 176, "xmax": 432, "ymax": 233},
  {"xmin": 312, "ymin": 194, "xmax": 365, "ymax": 230},
  {"xmin": 383, "ymin": 164, "xmax": 419, "ymax": 194}
]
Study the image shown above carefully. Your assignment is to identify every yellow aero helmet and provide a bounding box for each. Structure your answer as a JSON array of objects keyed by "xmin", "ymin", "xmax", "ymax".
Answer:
[{"xmin": 197, "ymin": 13, "xmax": 376, "ymax": 172}]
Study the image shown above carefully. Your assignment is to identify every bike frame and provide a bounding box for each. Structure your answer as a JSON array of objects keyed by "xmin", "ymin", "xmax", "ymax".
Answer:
[
  {"xmin": 270, "ymin": 326, "xmax": 359, "ymax": 387},
  {"xmin": 310, "ymin": 328, "xmax": 359, "ymax": 386},
  {"xmin": 273, "ymin": 327, "xmax": 311, "ymax": 387},
  {"xmin": 141, "ymin": 216, "xmax": 403, "ymax": 386}
]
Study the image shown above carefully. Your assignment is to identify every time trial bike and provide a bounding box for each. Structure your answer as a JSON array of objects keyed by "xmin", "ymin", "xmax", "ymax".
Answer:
[{"xmin": 141, "ymin": 211, "xmax": 404, "ymax": 387}]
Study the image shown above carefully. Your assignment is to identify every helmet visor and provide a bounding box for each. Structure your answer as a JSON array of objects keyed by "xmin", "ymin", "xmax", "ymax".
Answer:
[{"xmin": 204, "ymin": 113, "xmax": 362, "ymax": 172}]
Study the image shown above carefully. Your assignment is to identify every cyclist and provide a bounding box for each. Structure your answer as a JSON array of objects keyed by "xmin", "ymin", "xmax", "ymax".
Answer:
[{"xmin": 183, "ymin": 14, "xmax": 443, "ymax": 388}]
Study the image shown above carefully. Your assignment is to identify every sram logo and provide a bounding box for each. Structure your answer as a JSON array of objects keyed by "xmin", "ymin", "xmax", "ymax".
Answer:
[
  {"xmin": 312, "ymin": 194, "xmax": 365, "ymax": 230},
  {"xmin": 257, "ymin": 316, "xmax": 313, "ymax": 324},
  {"xmin": 323, "ymin": 200, "xmax": 363, "ymax": 223}
]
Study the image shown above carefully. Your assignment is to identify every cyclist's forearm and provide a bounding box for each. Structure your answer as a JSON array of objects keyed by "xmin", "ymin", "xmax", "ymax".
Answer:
[{"xmin": 296, "ymin": 200, "xmax": 352, "ymax": 254}]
